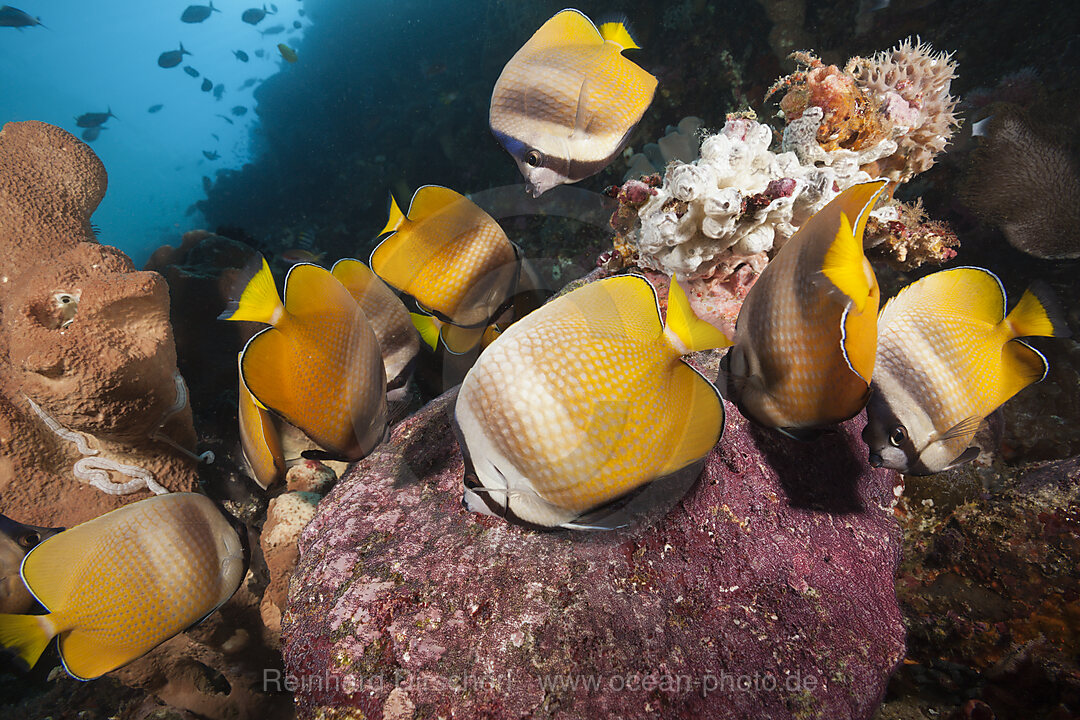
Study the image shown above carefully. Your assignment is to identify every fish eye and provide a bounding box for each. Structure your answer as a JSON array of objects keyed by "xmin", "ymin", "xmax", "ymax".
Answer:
[
  {"xmin": 18, "ymin": 531, "xmax": 40, "ymax": 548},
  {"xmin": 525, "ymin": 150, "xmax": 543, "ymax": 168},
  {"xmin": 889, "ymin": 426, "xmax": 908, "ymax": 447}
]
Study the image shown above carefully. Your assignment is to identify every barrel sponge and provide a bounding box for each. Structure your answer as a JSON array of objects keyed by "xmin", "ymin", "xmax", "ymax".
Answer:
[
  {"xmin": 960, "ymin": 105, "xmax": 1080, "ymax": 259},
  {"xmin": 0, "ymin": 122, "xmax": 107, "ymax": 284}
]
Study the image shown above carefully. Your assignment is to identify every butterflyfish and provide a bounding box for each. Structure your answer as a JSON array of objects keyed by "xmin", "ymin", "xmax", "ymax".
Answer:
[
  {"xmin": 221, "ymin": 256, "xmax": 388, "ymax": 461},
  {"xmin": 863, "ymin": 267, "xmax": 1070, "ymax": 474},
  {"xmin": 237, "ymin": 353, "xmax": 285, "ymax": 489},
  {"xmin": 371, "ymin": 186, "xmax": 522, "ymax": 353},
  {"xmin": 489, "ymin": 9, "xmax": 658, "ymax": 197},
  {"xmin": 0, "ymin": 493, "xmax": 246, "ymax": 680},
  {"xmin": 454, "ymin": 274, "xmax": 731, "ymax": 530},
  {"xmin": 725, "ymin": 181, "xmax": 889, "ymax": 436},
  {"xmin": 0, "ymin": 515, "xmax": 60, "ymax": 615},
  {"xmin": 331, "ymin": 258, "xmax": 420, "ymax": 390}
]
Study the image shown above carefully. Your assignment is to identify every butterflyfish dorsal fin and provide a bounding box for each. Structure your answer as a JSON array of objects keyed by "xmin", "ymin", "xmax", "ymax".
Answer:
[
  {"xmin": 556, "ymin": 275, "xmax": 663, "ymax": 343},
  {"xmin": 282, "ymin": 263, "xmax": 357, "ymax": 320},
  {"xmin": 665, "ymin": 277, "xmax": 731, "ymax": 354},
  {"xmin": 597, "ymin": 19, "xmax": 640, "ymax": 51},
  {"xmin": 656, "ymin": 362, "xmax": 724, "ymax": 476},
  {"xmin": 1005, "ymin": 282, "xmax": 1071, "ymax": 340},
  {"xmin": 404, "ymin": 185, "xmax": 468, "ymax": 223},
  {"xmin": 218, "ymin": 255, "xmax": 282, "ymax": 324},
  {"xmin": 410, "ymin": 312, "xmax": 440, "ymax": 350},
  {"xmin": 331, "ymin": 258, "xmax": 376, "ymax": 297},
  {"xmin": 379, "ymin": 194, "xmax": 407, "ymax": 237},
  {"xmin": 529, "ymin": 9, "xmax": 603, "ymax": 50},
  {"xmin": 819, "ymin": 181, "xmax": 886, "ymax": 313},
  {"xmin": 880, "ymin": 266, "xmax": 1007, "ymax": 328}
]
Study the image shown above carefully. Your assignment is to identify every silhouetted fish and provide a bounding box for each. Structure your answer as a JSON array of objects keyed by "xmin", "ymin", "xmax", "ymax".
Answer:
[
  {"xmin": 233, "ymin": 50, "xmax": 249, "ymax": 62},
  {"xmin": 203, "ymin": 150, "xmax": 220, "ymax": 160},
  {"xmin": 201, "ymin": 78, "xmax": 213, "ymax": 91},
  {"xmin": 0, "ymin": 5, "xmax": 44, "ymax": 28},
  {"xmin": 241, "ymin": 5, "xmax": 270, "ymax": 24},
  {"xmin": 239, "ymin": 78, "xmax": 257, "ymax": 89},
  {"xmin": 277, "ymin": 44, "xmax": 297, "ymax": 62},
  {"xmin": 292, "ymin": 20, "xmax": 300, "ymax": 28},
  {"xmin": 80, "ymin": 126, "xmax": 107, "ymax": 142},
  {"xmin": 183, "ymin": 65, "xmax": 200, "ymax": 77},
  {"xmin": 180, "ymin": 2, "xmax": 219, "ymax": 23},
  {"xmin": 261, "ymin": 24, "xmax": 284, "ymax": 35},
  {"xmin": 215, "ymin": 113, "xmax": 235, "ymax": 124},
  {"xmin": 254, "ymin": 48, "xmax": 265, "ymax": 58},
  {"xmin": 213, "ymin": 83, "xmax": 225, "ymax": 99},
  {"xmin": 147, "ymin": 104, "xmax": 164, "ymax": 113},
  {"xmin": 158, "ymin": 43, "xmax": 191, "ymax": 68},
  {"xmin": 231, "ymin": 105, "xmax": 248, "ymax": 116},
  {"xmin": 75, "ymin": 108, "xmax": 115, "ymax": 128}
]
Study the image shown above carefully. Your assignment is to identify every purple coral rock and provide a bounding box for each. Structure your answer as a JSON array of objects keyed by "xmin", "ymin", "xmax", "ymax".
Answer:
[
  {"xmin": 283, "ymin": 391, "xmax": 905, "ymax": 720},
  {"xmin": 766, "ymin": 177, "xmax": 798, "ymax": 199},
  {"xmin": 619, "ymin": 179, "xmax": 656, "ymax": 206}
]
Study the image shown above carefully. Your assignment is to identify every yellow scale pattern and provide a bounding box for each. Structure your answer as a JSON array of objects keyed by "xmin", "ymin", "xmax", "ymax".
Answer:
[
  {"xmin": 279, "ymin": 307, "xmax": 378, "ymax": 451},
  {"xmin": 407, "ymin": 207, "xmax": 516, "ymax": 325},
  {"xmin": 53, "ymin": 500, "xmax": 224, "ymax": 662},
  {"xmin": 469, "ymin": 307, "xmax": 686, "ymax": 512}
]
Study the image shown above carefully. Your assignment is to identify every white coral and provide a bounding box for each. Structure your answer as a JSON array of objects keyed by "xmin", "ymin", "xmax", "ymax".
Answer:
[{"xmin": 634, "ymin": 116, "xmax": 881, "ymax": 280}]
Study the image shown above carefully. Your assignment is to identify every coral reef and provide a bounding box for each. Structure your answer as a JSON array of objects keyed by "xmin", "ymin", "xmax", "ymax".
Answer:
[
  {"xmin": 881, "ymin": 457, "xmax": 1080, "ymax": 719},
  {"xmin": 959, "ymin": 105, "xmax": 1080, "ymax": 259},
  {"xmin": 0, "ymin": 121, "xmax": 200, "ymax": 529},
  {"xmin": 623, "ymin": 116, "xmax": 704, "ymax": 180},
  {"xmin": 282, "ymin": 269, "xmax": 905, "ymax": 719},
  {"xmin": 863, "ymin": 199, "xmax": 959, "ymax": 271}
]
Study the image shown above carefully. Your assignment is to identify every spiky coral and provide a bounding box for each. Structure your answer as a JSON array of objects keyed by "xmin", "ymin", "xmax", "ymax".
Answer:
[{"xmin": 846, "ymin": 38, "xmax": 962, "ymax": 182}]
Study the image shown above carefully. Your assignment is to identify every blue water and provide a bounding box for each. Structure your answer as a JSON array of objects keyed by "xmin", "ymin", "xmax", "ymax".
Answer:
[{"xmin": 1, "ymin": 1, "xmax": 307, "ymax": 265}]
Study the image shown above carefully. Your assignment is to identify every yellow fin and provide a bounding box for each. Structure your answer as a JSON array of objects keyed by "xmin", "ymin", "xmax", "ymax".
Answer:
[
  {"xmin": 882, "ymin": 267, "xmax": 1007, "ymax": 327},
  {"xmin": 239, "ymin": 328, "xmax": 294, "ymax": 421},
  {"xmin": 997, "ymin": 339, "xmax": 1049, "ymax": 406},
  {"xmin": 60, "ymin": 630, "xmax": 131, "ymax": 680},
  {"xmin": 821, "ymin": 212, "xmax": 872, "ymax": 312},
  {"xmin": 282, "ymin": 263, "xmax": 357, "ymax": 319},
  {"xmin": 411, "ymin": 312, "xmax": 441, "ymax": 351},
  {"xmin": 656, "ymin": 362, "xmax": 725, "ymax": 476},
  {"xmin": 558, "ymin": 275, "xmax": 664, "ymax": 344},
  {"xmin": 403, "ymin": 185, "xmax": 467, "ymax": 223},
  {"xmin": 529, "ymin": 9, "xmax": 604, "ymax": 50},
  {"xmin": 218, "ymin": 256, "xmax": 282, "ymax": 324},
  {"xmin": 1005, "ymin": 283, "xmax": 1070, "ymax": 339},
  {"xmin": 441, "ymin": 323, "xmax": 486, "ymax": 355},
  {"xmin": 598, "ymin": 20, "xmax": 640, "ymax": 51},
  {"xmin": 0, "ymin": 614, "xmax": 53, "ymax": 670},
  {"xmin": 379, "ymin": 194, "xmax": 406, "ymax": 237},
  {"xmin": 665, "ymin": 278, "xmax": 731, "ymax": 353}
]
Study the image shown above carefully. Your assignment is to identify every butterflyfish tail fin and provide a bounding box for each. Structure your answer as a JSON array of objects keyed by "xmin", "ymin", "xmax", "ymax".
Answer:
[
  {"xmin": 0, "ymin": 614, "xmax": 54, "ymax": 670},
  {"xmin": 218, "ymin": 256, "xmax": 282, "ymax": 324},
  {"xmin": 597, "ymin": 18, "xmax": 640, "ymax": 51},
  {"xmin": 665, "ymin": 278, "xmax": 731, "ymax": 353},
  {"xmin": 379, "ymin": 194, "xmax": 407, "ymax": 237},
  {"xmin": 1006, "ymin": 282, "xmax": 1071, "ymax": 340},
  {"xmin": 410, "ymin": 313, "xmax": 440, "ymax": 351}
]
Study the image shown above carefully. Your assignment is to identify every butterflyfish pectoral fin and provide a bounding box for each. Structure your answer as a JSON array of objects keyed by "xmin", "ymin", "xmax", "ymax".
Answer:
[
  {"xmin": 218, "ymin": 255, "xmax": 283, "ymax": 324},
  {"xmin": 665, "ymin": 278, "xmax": 731, "ymax": 354},
  {"xmin": 379, "ymin": 194, "xmax": 407, "ymax": 237},
  {"xmin": 597, "ymin": 18, "xmax": 641, "ymax": 51},
  {"xmin": 410, "ymin": 313, "xmax": 441, "ymax": 350},
  {"xmin": 942, "ymin": 446, "xmax": 980, "ymax": 471},
  {"xmin": 938, "ymin": 415, "xmax": 983, "ymax": 442},
  {"xmin": 656, "ymin": 361, "xmax": 725, "ymax": 476},
  {"xmin": 0, "ymin": 614, "xmax": 54, "ymax": 671},
  {"xmin": 1005, "ymin": 282, "xmax": 1070, "ymax": 339}
]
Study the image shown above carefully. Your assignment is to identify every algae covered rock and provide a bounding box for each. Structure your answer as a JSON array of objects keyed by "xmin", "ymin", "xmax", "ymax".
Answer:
[{"xmin": 283, "ymin": 390, "xmax": 905, "ymax": 720}]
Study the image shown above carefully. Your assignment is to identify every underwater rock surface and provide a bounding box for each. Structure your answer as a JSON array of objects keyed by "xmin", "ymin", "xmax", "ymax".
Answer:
[{"xmin": 284, "ymin": 389, "xmax": 905, "ymax": 719}]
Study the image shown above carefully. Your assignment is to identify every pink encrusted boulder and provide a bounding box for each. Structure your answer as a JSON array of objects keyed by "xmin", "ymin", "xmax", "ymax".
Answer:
[{"xmin": 282, "ymin": 391, "xmax": 905, "ymax": 720}]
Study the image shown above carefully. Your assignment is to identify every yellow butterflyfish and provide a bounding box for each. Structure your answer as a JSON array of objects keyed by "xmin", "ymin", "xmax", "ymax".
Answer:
[
  {"xmin": 455, "ymin": 274, "xmax": 730, "ymax": 530},
  {"xmin": 0, "ymin": 494, "xmax": 245, "ymax": 680},
  {"xmin": 725, "ymin": 180, "xmax": 888, "ymax": 436},
  {"xmin": 863, "ymin": 267, "xmax": 1070, "ymax": 474},
  {"xmin": 489, "ymin": 9, "xmax": 657, "ymax": 197}
]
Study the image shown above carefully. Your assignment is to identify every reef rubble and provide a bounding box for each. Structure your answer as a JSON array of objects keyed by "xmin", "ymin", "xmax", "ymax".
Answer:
[{"xmin": 283, "ymin": 338, "xmax": 905, "ymax": 719}]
